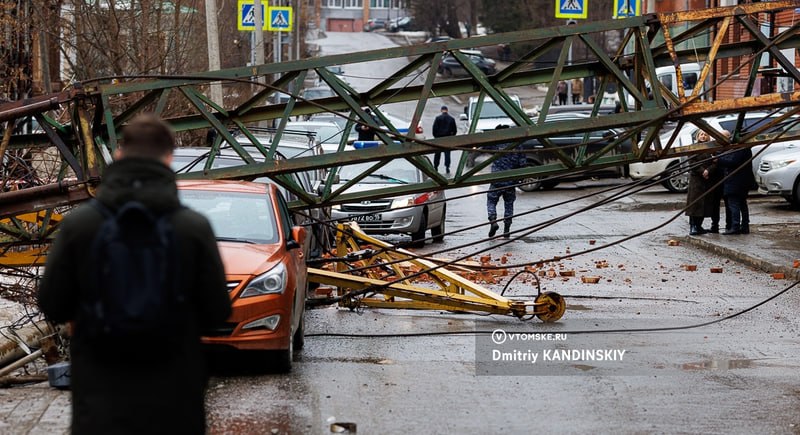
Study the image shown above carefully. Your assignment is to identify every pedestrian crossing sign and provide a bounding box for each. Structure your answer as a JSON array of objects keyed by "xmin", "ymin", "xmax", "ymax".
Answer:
[
  {"xmin": 613, "ymin": 0, "xmax": 640, "ymax": 18},
  {"xmin": 556, "ymin": 0, "xmax": 587, "ymax": 19},
  {"xmin": 267, "ymin": 6, "xmax": 292, "ymax": 32},
  {"xmin": 237, "ymin": 0, "xmax": 268, "ymax": 31}
]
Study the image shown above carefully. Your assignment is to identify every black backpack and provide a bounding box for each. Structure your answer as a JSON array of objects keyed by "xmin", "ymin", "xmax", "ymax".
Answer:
[{"xmin": 81, "ymin": 199, "xmax": 184, "ymax": 348}]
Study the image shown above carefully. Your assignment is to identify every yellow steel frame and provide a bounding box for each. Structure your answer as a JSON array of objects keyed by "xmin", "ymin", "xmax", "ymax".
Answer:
[{"xmin": 307, "ymin": 223, "xmax": 566, "ymax": 322}]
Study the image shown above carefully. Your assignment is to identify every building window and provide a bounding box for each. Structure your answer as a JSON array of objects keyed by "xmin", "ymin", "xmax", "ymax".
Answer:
[
  {"xmin": 370, "ymin": 0, "xmax": 389, "ymax": 8},
  {"xmin": 391, "ymin": 0, "xmax": 406, "ymax": 8},
  {"xmin": 344, "ymin": 0, "xmax": 362, "ymax": 8},
  {"xmin": 324, "ymin": 0, "xmax": 342, "ymax": 7}
]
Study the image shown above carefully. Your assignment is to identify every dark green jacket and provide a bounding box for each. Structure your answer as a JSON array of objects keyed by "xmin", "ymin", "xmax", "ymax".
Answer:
[{"xmin": 38, "ymin": 157, "xmax": 231, "ymax": 435}]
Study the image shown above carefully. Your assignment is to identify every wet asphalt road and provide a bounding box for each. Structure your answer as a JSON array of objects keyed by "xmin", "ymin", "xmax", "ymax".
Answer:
[
  {"xmin": 205, "ymin": 178, "xmax": 800, "ymax": 434},
  {"xmin": 203, "ymin": 31, "xmax": 800, "ymax": 435}
]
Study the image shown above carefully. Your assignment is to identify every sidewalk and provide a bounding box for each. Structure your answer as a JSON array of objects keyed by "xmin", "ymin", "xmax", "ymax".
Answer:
[{"xmin": 681, "ymin": 222, "xmax": 800, "ymax": 281}]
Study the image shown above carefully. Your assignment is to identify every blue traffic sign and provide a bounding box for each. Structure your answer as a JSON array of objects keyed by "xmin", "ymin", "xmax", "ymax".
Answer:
[
  {"xmin": 614, "ymin": 0, "xmax": 641, "ymax": 18},
  {"xmin": 267, "ymin": 7, "xmax": 293, "ymax": 32},
  {"xmin": 556, "ymin": 0, "xmax": 587, "ymax": 19},
  {"xmin": 237, "ymin": 0, "xmax": 268, "ymax": 31}
]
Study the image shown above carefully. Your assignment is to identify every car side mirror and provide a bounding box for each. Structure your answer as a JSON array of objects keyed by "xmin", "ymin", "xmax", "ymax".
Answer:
[
  {"xmin": 459, "ymin": 113, "xmax": 468, "ymax": 121},
  {"xmin": 288, "ymin": 226, "xmax": 307, "ymax": 250}
]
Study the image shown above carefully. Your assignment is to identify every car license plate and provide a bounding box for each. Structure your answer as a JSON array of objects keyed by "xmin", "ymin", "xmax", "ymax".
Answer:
[{"xmin": 351, "ymin": 213, "xmax": 381, "ymax": 222}]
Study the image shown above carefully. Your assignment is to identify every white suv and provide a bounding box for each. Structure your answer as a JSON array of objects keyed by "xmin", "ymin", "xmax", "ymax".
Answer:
[
  {"xmin": 756, "ymin": 148, "xmax": 800, "ymax": 205},
  {"xmin": 628, "ymin": 112, "xmax": 798, "ymax": 193}
]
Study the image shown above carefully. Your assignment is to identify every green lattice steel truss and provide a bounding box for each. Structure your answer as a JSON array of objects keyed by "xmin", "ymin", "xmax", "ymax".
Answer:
[{"xmin": 2, "ymin": 1, "xmax": 800, "ymax": 257}]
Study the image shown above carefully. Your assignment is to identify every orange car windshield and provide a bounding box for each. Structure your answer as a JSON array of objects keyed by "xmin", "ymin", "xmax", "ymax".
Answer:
[{"xmin": 179, "ymin": 189, "xmax": 280, "ymax": 244}]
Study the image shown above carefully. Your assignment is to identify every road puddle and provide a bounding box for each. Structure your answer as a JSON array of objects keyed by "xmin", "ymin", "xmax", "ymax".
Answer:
[{"xmin": 679, "ymin": 358, "xmax": 755, "ymax": 371}]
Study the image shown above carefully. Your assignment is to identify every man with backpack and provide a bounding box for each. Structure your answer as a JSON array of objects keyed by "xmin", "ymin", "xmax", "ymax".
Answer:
[{"xmin": 38, "ymin": 114, "xmax": 231, "ymax": 434}]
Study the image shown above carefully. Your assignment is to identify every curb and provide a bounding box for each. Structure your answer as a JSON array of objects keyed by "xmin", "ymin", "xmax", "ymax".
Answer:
[{"xmin": 680, "ymin": 235, "xmax": 800, "ymax": 281}]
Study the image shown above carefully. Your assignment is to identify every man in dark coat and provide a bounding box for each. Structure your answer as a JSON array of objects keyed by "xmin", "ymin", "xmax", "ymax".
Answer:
[
  {"xmin": 431, "ymin": 105, "xmax": 457, "ymax": 173},
  {"xmin": 484, "ymin": 125, "xmax": 528, "ymax": 238},
  {"xmin": 717, "ymin": 142, "xmax": 753, "ymax": 235},
  {"xmin": 38, "ymin": 114, "xmax": 231, "ymax": 434},
  {"xmin": 356, "ymin": 108, "xmax": 378, "ymax": 141}
]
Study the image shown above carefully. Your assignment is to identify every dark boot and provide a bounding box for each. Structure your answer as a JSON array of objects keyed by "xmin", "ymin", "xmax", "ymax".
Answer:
[
  {"xmin": 722, "ymin": 226, "xmax": 741, "ymax": 235},
  {"xmin": 689, "ymin": 217, "xmax": 701, "ymax": 235},
  {"xmin": 709, "ymin": 221, "xmax": 719, "ymax": 233},
  {"xmin": 741, "ymin": 223, "xmax": 750, "ymax": 234},
  {"xmin": 489, "ymin": 222, "xmax": 499, "ymax": 237},
  {"xmin": 503, "ymin": 222, "xmax": 511, "ymax": 239}
]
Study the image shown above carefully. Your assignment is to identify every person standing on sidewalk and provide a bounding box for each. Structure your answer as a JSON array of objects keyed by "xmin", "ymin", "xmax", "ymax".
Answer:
[
  {"xmin": 718, "ymin": 132, "xmax": 752, "ymax": 235},
  {"xmin": 485, "ymin": 124, "xmax": 527, "ymax": 238},
  {"xmin": 685, "ymin": 130, "xmax": 719, "ymax": 235},
  {"xmin": 432, "ymin": 105, "xmax": 457, "ymax": 174},
  {"xmin": 38, "ymin": 114, "xmax": 232, "ymax": 434},
  {"xmin": 571, "ymin": 78, "xmax": 584, "ymax": 104},
  {"xmin": 556, "ymin": 80, "xmax": 568, "ymax": 106}
]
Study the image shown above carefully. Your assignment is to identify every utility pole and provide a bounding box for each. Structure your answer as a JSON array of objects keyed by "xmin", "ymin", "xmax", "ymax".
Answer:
[
  {"xmin": 254, "ymin": 0, "xmax": 265, "ymax": 68},
  {"xmin": 205, "ymin": 0, "xmax": 223, "ymax": 105}
]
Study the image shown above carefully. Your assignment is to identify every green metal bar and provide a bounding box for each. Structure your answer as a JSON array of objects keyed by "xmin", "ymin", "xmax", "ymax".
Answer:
[
  {"xmin": 269, "ymin": 71, "xmax": 308, "ymax": 158},
  {"xmin": 328, "ymin": 159, "xmax": 390, "ymax": 200},
  {"xmin": 231, "ymin": 120, "xmax": 271, "ymax": 157},
  {"xmin": 236, "ymin": 71, "xmax": 300, "ymax": 117},
  {"xmin": 154, "ymin": 88, "xmax": 170, "ymax": 116},
  {"xmin": 537, "ymin": 36, "xmax": 572, "ymax": 124},
  {"xmin": 100, "ymin": 94, "xmax": 118, "ymax": 152},
  {"xmin": 496, "ymin": 38, "xmax": 563, "ymax": 83},
  {"xmin": 178, "ymin": 86, "xmax": 256, "ymax": 164},
  {"xmin": 367, "ymin": 54, "xmax": 435, "ymax": 99},
  {"xmin": 637, "ymin": 26, "xmax": 663, "ymax": 110},
  {"xmin": 580, "ymin": 33, "xmax": 647, "ymax": 104},
  {"xmin": 408, "ymin": 53, "xmax": 442, "ymax": 139},
  {"xmin": 734, "ymin": 51, "xmax": 765, "ymax": 142},
  {"xmin": 738, "ymin": 15, "xmax": 800, "ymax": 83},
  {"xmin": 109, "ymin": 88, "xmax": 164, "ymax": 126},
  {"xmin": 317, "ymin": 68, "xmax": 398, "ymax": 147}
]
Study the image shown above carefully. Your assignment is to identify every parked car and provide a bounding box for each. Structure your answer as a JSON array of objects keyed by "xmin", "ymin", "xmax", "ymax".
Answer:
[
  {"xmin": 330, "ymin": 157, "xmax": 446, "ymax": 245},
  {"xmin": 172, "ymin": 146, "xmax": 330, "ymax": 259},
  {"xmin": 324, "ymin": 65, "xmax": 345, "ymax": 76},
  {"xmin": 425, "ymin": 36, "xmax": 453, "ymax": 44},
  {"xmin": 438, "ymin": 51, "xmax": 496, "ymax": 77},
  {"xmin": 389, "ymin": 16, "xmax": 416, "ymax": 32},
  {"xmin": 628, "ymin": 112, "xmax": 798, "ymax": 193},
  {"xmin": 177, "ymin": 180, "xmax": 307, "ymax": 371},
  {"xmin": 755, "ymin": 148, "xmax": 800, "ymax": 205},
  {"xmin": 286, "ymin": 120, "xmax": 354, "ymax": 153},
  {"xmin": 363, "ymin": 19, "xmax": 386, "ymax": 32},
  {"xmin": 515, "ymin": 113, "xmax": 632, "ymax": 191},
  {"xmin": 301, "ymin": 86, "xmax": 336, "ymax": 101}
]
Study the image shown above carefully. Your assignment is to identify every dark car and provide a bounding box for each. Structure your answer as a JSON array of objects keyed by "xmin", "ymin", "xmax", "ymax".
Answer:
[
  {"xmin": 438, "ymin": 51, "xmax": 497, "ymax": 77},
  {"xmin": 474, "ymin": 113, "xmax": 632, "ymax": 191},
  {"xmin": 389, "ymin": 16, "xmax": 416, "ymax": 32}
]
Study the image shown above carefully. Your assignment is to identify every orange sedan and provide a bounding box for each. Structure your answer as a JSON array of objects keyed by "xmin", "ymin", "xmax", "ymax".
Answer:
[{"xmin": 177, "ymin": 180, "xmax": 307, "ymax": 372}]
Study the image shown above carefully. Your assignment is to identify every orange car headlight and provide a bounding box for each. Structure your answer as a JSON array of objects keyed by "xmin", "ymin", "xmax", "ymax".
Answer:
[{"xmin": 240, "ymin": 263, "xmax": 287, "ymax": 298}]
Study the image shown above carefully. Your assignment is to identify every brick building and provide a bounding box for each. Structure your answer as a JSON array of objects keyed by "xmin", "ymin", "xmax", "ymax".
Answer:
[{"xmin": 648, "ymin": 0, "xmax": 798, "ymax": 101}]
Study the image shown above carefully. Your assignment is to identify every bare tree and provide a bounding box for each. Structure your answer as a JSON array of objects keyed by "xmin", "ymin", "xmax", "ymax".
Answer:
[{"xmin": 43, "ymin": 0, "xmax": 208, "ymax": 82}]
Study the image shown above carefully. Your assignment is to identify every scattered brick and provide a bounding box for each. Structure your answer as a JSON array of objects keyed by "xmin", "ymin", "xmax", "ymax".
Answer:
[
  {"xmin": 771, "ymin": 272, "xmax": 785, "ymax": 280},
  {"xmin": 668, "ymin": 240, "xmax": 680, "ymax": 246},
  {"xmin": 710, "ymin": 267, "xmax": 723, "ymax": 273},
  {"xmin": 683, "ymin": 265, "xmax": 697, "ymax": 271},
  {"xmin": 581, "ymin": 276, "xmax": 601, "ymax": 284},
  {"xmin": 589, "ymin": 240, "xmax": 596, "ymax": 245}
]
